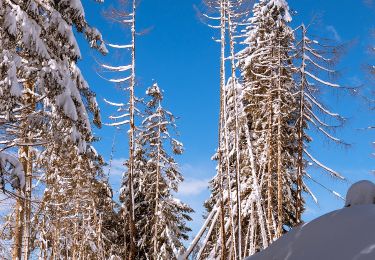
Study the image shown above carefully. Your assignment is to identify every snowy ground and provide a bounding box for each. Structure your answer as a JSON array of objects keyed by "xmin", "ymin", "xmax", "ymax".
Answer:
[{"xmin": 246, "ymin": 181, "xmax": 375, "ymax": 260}]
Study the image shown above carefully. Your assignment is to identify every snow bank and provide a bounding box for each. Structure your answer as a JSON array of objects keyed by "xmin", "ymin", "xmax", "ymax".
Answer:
[{"xmin": 246, "ymin": 181, "xmax": 375, "ymax": 260}]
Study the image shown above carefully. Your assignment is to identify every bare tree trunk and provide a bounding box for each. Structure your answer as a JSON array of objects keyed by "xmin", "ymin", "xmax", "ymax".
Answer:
[
  {"xmin": 276, "ymin": 40, "xmax": 283, "ymax": 238},
  {"xmin": 218, "ymin": 0, "xmax": 229, "ymax": 258},
  {"xmin": 266, "ymin": 99, "xmax": 274, "ymax": 240},
  {"xmin": 13, "ymin": 80, "xmax": 35, "ymax": 260},
  {"xmin": 243, "ymin": 124, "xmax": 268, "ymax": 249},
  {"xmin": 127, "ymin": 1, "xmax": 137, "ymax": 258},
  {"xmin": 153, "ymin": 104, "xmax": 162, "ymax": 258},
  {"xmin": 219, "ymin": 1, "xmax": 238, "ymax": 257},
  {"xmin": 23, "ymin": 80, "xmax": 35, "ymax": 259},
  {"xmin": 296, "ymin": 24, "xmax": 307, "ymax": 224},
  {"xmin": 12, "ymin": 195, "xmax": 24, "ymax": 260},
  {"xmin": 22, "ymin": 144, "xmax": 32, "ymax": 260},
  {"xmin": 227, "ymin": 2, "xmax": 243, "ymax": 256}
]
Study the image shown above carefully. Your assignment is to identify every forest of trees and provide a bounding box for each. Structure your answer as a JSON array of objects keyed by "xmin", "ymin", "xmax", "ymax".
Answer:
[{"xmin": 0, "ymin": 0, "xmax": 373, "ymax": 259}]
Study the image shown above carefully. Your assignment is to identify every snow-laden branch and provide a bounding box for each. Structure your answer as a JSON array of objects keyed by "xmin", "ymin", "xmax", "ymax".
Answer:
[
  {"xmin": 304, "ymin": 149, "xmax": 344, "ymax": 180},
  {"xmin": 106, "ymin": 43, "xmax": 133, "ymax": 49},
  {"xmin": 108, "ymin": 76, "xmax": 132, "ymax": 83},
  {"xmin": 304, "ymin": 93, "xmax": 341, "ymax": 118},
  {"xmin": 305, "ymin": 70, "xmax": 340, "ymax": 88},
  {"xmin": 101, "ymin": 64, "xmax": 132, "ymax": 72},
  {"xmin": 305, "ymin": 173, "xmax": 344, "ymax": 200},
  {"xmin": 104, "ymin": 120, "xmax": 130, "ymax": 127},
  {"xmin": 109, "ymin": 114, "xmax": 130, "ymax": 120},
  {"xmin": 304, "ymin": 181, "xmax": 318, "ymax": 204},
  {"xmin": 103, "ymin": 99, "xmax": 125, "ymax": 107}
]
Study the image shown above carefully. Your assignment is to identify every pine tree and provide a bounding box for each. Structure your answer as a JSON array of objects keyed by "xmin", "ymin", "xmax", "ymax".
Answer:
[
  {"xmin": 36, "ymin": 142, "xmax": 105, "ymax": 259},
  {"xmin": 239, "ymin": 0, "xmax": 298, "ymax": 241},
  {"xmin": 189, "ymin": 1, "xmax": 346, "ymax": 259},
  {"xmin": 0, "ymin": 0, "xmax": 106, "ymax": 257},
  {"xmin": 132, "ymin": 83, "xmax": 193, "ymax": 259},
  {"xmin": 187, "ymin": 1, "xmax": 263, "ymax": 259}
]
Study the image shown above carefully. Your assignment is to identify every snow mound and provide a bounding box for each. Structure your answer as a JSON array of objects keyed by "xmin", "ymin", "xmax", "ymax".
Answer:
[
  {"xmin": 246, "ymin": 205, "xmax": 375, "ymax": 260},
  {"xmin": 345, "ymin": 180, "xmax": 375, "ymax": 207}
]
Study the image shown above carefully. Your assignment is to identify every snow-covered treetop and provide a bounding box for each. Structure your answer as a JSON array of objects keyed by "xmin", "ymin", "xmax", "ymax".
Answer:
[
  {"xmin": 146, "ymin": 83, "xmax": 163, "ymax": 105},
  {"xmin": 265, "ymin": 0, "xmax": 292, "ymax": 23},
  {"xmin": 239, "ymin": 0, "xmax": 294, "ymax": 71}
]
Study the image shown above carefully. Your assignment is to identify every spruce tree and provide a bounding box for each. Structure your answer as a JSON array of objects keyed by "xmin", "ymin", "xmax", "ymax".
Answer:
[
  {"xmin": 0, "ymin": 0, "xmax": 106, "ymax": 257},
  {"xmin": 133, "ymin": 83, "xmax": 193, "ymax": 259},
  {"xmin": 190, "ymin": 1, "xmax": 346, "ymax": 259}
]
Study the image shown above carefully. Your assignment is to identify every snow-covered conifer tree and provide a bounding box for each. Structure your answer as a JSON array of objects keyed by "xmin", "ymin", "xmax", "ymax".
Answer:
[
  {"xmin": 190, "ymin": 1, "xmax": 347, "ymax": 259},
  {"xmin": 0, "ymin": 0, "xmax": 106, "ymax": 257},
  {"xmin": 132, "ymin": 83, "xmax": 193, "ymax": 259},
  {"xmin": 186, "ymin": 1, "xmax": 268, "ymax": 259},
  {"xmin": 237, "ymin": 1, "xmax": 301, "ymax": 248},
  {"xmin": 36, "ymin": 141, "xmax": 117, "ymax": 259}
]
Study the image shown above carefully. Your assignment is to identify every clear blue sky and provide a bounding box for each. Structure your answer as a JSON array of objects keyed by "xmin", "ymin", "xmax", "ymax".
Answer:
[{"xmin": 76, "ymin": 0, "xmax": 374, "ymax": 237}]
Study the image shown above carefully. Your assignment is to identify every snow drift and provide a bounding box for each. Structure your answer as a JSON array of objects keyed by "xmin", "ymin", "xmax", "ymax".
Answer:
[{"xmin": 246, "ymin": 181, "xmax": 375, "ymax": 260}]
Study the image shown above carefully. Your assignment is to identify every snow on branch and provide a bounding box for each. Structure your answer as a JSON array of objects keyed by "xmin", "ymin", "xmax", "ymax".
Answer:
[
  {"xmin": 109, "ymin": 114, "xmax": 130, "ymax": 120},
  {"xmin": 183, "ymin": 204, "xmax": 220, "ymax": 259},
  {"xmin": 305, "ymin": 173, "xmax": 344, "ymax": 200},
  {"xmin": 103, "ymin": 99, "xmax": 125, "ymax": 107},
  {"xmin": 305, "ymin": 71, "xmax": 340, "ymax": 88},
  {"xmin": 108, "ymin": 76, "xmax": 132, "ymax": 83},
  {"xmin": 304, "ymin": 93, "xmax": 342, "ymax": 118},
  {"xmin": 101, "ymin": 64, "xmax": 132, "ymax": 72},
  {"xmin": 104, "ymin": 120, "xmax": 130, "ymax": 127},
  {"xmin": 304, "ymin": 181, "xmax": 318, "ymax": 204},
  {"xmin": 106, "ymin": 43, "xmax": 133, "ymax": 49},
  {"xmin": 304, "ymin": 149, "xmax": 344, "ymax": 180}
]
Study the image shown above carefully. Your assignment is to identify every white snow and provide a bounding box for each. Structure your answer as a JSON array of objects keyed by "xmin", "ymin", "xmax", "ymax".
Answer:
[
  {"xmin": 0, "ymin": 152, "xmax": 25, "ymax": 189},
  {"xmin": 108, "ymin": 76, "xmax": 131, "ymax": 83},
  {"xmin": 246, "ymin": 181, "xmax": 375, "ymax": 260},
  {"xmin": 345, "ymin": 180, "xmax": 375, "ymax": 207},
  {"xmin": 107, "ymin": 43, "xmax": 133, "ymax": 49}
]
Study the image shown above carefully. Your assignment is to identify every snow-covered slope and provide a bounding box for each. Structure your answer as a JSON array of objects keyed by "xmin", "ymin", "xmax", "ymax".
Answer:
[{"xmin": 246, "ymin": 181, "xmax": 375, "ymax": 260}]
